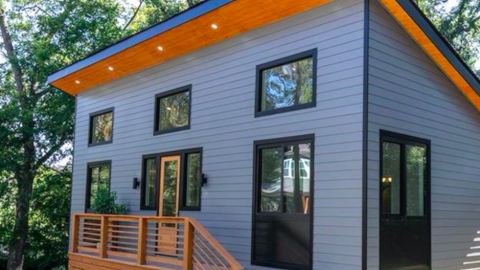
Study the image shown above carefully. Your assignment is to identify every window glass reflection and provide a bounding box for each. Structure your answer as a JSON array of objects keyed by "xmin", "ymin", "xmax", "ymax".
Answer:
[
  {"xmin": 261, "ymin": 57, "xmax": 314, "ymax": 112},
  {"xmin": 406, "ymin": 145, "xmax": 426, "ymax": 216},
  {"xmin": 382, "ymin": 142, "xmax": 401, "ymax": 215}
]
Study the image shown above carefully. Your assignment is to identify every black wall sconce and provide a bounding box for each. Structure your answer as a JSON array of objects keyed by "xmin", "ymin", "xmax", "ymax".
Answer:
[
  {"xmin": 201, "ymin": 174, "xmax": 208, "ymax": 187},
  {"xmin": 132, "ymin": 177, "xmax": 140, "ymax": 189}
]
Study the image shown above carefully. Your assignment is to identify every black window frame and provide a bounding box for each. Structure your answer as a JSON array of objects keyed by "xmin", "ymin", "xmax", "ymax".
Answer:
[
  {"xmin": 255, "ymin": 49, "xmax": 318, "ymax": 118},
  {"xmin": 251, "ymin": 134, "xmax": 315, "ymax": 270},
  {"xmin": 85, "ymin": 160, "xmax": 112, "ymax": 212},
  {"xmin": 379, "ymin": 130, "xmax": 431, "ymax": 219},
  {"xmin": 140, "ymin": 148, "xmax": 203, "ymax": 211},
  {"xmin": 154, "ymin": 85, "xmax": 192, "ymax": 136},
  {"xmin": 88, "ymin": 107, "xmax": 114, "ymax": 147}
]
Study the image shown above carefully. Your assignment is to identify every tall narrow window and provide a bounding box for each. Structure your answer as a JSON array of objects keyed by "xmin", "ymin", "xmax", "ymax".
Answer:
[
  {"xmin": 86, "ymin": 162, "xmax": 111, "ymax": 211},
  {"xmin": 184, "ymin": 152, "xmax": 201, "ymax": 209},
  {"xmin": 155, "ymin": 85, "xmax": 191, "ymax": 135},
  {"xmin": 256, "ymin": 49, "xmax": 317, "ymax": 117},
  {"xmin": 141, "ymin": 157, "xmax": 157, "ymax": 210},
  {"xmin": 253, "ymin": 135, "xmax": 314, "ymax": 270},
  {"xmin": 89, "ymin": 108, "xmax": 113, "ymax": 146}
]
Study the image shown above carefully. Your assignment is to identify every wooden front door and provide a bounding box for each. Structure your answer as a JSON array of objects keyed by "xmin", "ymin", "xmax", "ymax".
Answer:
[
  {"xmin": 158, "ymin": 155, "xmax": 181, "ymax": 255},
  {"xmin": 380, "ymin": 131, "xmax": 431, "ymax": 270}
]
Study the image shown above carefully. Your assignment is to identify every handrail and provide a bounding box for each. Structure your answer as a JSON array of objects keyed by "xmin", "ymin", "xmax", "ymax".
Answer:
[{"xmin": 70, "ymin": 213, "xmax": 243, "ymax": 270}]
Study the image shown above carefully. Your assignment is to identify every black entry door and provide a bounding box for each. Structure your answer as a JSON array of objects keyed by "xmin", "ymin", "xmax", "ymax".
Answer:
[
  {"xmin": 380, "ymin": 131, "xmax": 431, "ymax": 270},
  {"xmin": 252, "ymin": 135, "xmax": 314, "ymax": 270}
]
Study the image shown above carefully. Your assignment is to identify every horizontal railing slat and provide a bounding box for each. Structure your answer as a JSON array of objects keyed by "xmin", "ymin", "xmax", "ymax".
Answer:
[{"xmin": 71, "ymin": 213, "xmax": 243, "ymax": 270}]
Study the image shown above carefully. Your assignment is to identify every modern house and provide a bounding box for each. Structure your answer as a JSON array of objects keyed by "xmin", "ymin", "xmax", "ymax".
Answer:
[{"xmin": 47, "ymin": 0, "xmax": 480, "ymax": 269}]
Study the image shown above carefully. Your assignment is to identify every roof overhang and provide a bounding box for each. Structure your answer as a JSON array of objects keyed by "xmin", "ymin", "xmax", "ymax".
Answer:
[
  {"xmin": 49, "ymin": 0, "xmax": 480, "ymax": 114},
  {"xmin": 47, "ymin": 0, "xmax": 336, "ymax": 96}
]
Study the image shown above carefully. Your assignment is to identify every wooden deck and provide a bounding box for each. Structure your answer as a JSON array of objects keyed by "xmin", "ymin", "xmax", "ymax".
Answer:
[{"xmin": 69, "ymin": 214, "xmax": 243, "ymax": 270}]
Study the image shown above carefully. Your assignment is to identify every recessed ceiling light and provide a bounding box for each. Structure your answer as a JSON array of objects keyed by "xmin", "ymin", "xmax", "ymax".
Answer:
[
  {"xmin": 157, "ymin": 46, "xmax": 164, "ymax": 51},
  {"xmin": 108, "ymin": 66, "xmax": 114, "ymax": 71},
  {"xmin": 75, "ymin": 80, "xmax": 80, "ymax": 84},
  {"xmin": 211, "ymin": 24, "xmax": 218, "ymax": 29}
]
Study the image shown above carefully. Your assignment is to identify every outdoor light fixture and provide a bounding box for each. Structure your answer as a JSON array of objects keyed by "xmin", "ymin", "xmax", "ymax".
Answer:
[
  {"xmin": 201, "ymin": 174, "xmax": 208, "ymax": 187},
  {"xmin": 75, "ymin": 80, "xmax": 80, "ymax": 84},
  {"xmin": 157, "ymin": 46, "xmax": 164, "ymax": 51},
  {"xmin": 211, "ymin": 24, "xmax": 218, "ymax": 29},
  {"xmin": 132, "ymin": 177, "xmax": 140, "ymax": 189},
  {"xmin": 108, "ymin": 66, "xmax": 114, "ymax": 71}
]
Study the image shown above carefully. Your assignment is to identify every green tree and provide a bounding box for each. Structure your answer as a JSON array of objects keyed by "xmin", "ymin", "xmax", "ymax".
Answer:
[
  {"xmin": 416, "ymin": 0, "xmax": 480, "ymax": 76},
  {"xmin": 0, "ymin": 0, "xmax": 203, "ymax": 269},
  {"xmin": 0, "ymin": 167, "xmax": 71, "ymax": 270}
]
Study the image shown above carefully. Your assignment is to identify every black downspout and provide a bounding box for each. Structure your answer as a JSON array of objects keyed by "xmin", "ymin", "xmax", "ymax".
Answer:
[{"xmin": 362, "ymin": 0, "xmax": 370, "ymax": 269}]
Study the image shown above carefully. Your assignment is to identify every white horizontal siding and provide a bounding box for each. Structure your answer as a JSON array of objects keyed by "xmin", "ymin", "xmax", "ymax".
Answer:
[
  {"xmin": 72, "ymin": 0, "xmax": 365, "ymax": 269},
  {"xmin": 367, "ymin": 1, "xmax": 480, "ymax": 269}
]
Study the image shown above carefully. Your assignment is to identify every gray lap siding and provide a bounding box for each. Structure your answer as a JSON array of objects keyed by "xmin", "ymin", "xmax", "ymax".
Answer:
[{"xmin": 71, "ymin": 0, "xmax": 365, "ymax": 269}]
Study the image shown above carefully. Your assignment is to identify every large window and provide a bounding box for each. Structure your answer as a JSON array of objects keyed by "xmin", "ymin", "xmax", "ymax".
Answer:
[
  {"xmin": 258, "ymin": 139, "xmax": 312, "ymax": 214},
  {"xmin": 141, "ymin": 149, "xmax": 202, "ymax": 211},
  {"xmin": 381, "ymin": 131, "xmax": 429, "ymax": 217},
  {"xmin": 89, "ymin": 108, "xmax": 113, "ymax": 146},
  {"xmin": 154, "ymin": 85, "xmax": 191, "ymax": 135},
  {"xmin": 85, "ymin": 161, "xmax": 111, "ymax": 211},
  {"xmin": 255, "ymin": 49, "xmax": 317, "ymax": 117},
  {"xmin": 253, "ymin": 135, "xmax": 314, "ymax": 270}
]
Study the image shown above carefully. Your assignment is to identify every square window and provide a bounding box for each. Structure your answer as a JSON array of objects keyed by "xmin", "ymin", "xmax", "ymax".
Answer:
[
  {"xmin": 256, "ymin": 49, "xmax": 317, "ymax": 117},
  {"xmin": 155, "ymin": 85, "xmax": 191, "ymax": 135},
  {"xmin": 89, "ymin": 108, "xmax": 113, "ymax": 146}
]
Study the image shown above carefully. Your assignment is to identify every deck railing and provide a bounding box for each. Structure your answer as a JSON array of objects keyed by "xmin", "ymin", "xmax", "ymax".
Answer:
[{"xmin": 71, "ymin": 213, "xmax": 243, "ymax": 270}]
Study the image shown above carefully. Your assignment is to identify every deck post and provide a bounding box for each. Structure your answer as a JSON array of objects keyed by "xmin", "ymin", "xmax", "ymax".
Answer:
[
  {"xmin": 183, "ymin": 218, "xmax": 194, "ymax": 270},
  {"xmin": 137, "ymin": 217, "xmax": 147, "ymax": 265},
  {"xmin": 71, "ymin": 214, "xmax": 80, "ymax": 253},
  {"xmin": 100, "ymin": 216, "xmax": 108, "ymax": 258}
]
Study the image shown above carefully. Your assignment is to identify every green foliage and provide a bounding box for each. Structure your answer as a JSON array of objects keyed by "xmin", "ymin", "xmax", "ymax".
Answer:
[
  {"xmin": 0, "ymin": 0, "xmax": 203, "ymax": 268},
  {"xmin": 0, "ymin": 167, "xmax": 71, "ymax": 270},
  {"xmin": 91, "ymin": 187, "xmax": 129, "ymax": 215},
  {"xmin": 415, "ymin": 0, "xmax": 480, "ymax": 75}
]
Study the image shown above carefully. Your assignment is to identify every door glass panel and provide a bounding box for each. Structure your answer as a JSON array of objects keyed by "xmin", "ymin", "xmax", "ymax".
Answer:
[
  {"xmin": 382, "ymin": 142, "xmax": 401, "ymax": 215},
  {"xmin": 406, "ymin": 145, "xmax": 426, "ymax": 216},
  {"xmin": 299, "ymin": 143, "xmax": 311, "ymax": 214},
  {"xmin": 283, "ymin": 145, "xmax": 296, "ymax": 213},
  {"xmin": 162, "ymin": 160, "xmax": 178, "ymax": 217},
  {"xmin": 260, "ymin": 147, "xmax": 282, "ymax": 212}
]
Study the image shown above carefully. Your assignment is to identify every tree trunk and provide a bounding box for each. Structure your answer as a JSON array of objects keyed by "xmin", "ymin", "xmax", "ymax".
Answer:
[
  {"xmin": 7, "ymin": 113, "xmax": 36, "ymax": 270},
  {"xmin": 7, "ymin": 171, "xmax": 34, "ymax": 270}
]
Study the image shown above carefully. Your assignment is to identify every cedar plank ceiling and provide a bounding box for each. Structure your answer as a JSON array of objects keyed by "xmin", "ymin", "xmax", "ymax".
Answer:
[
  {"xmin": 50, "ymin": 0, "xmax": 336, "ymax": 95},
  {"xmin": 50, "ymin": 0, "xmax": 480, "ymax": 114}
]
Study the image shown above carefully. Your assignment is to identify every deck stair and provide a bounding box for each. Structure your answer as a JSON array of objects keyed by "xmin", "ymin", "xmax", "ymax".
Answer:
[
  {"xmin": 69, "ymin": 214, "xmax": 243, "ymax": 270},
  {"xmin": 462, "ymin": 230, "xmax": 480, "ymax": 270}
]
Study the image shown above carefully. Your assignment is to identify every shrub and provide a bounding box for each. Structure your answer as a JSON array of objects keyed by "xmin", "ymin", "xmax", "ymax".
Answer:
[{"xmin": 91, "ymin": 187, "xmax": 128, "ymax": 215}]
